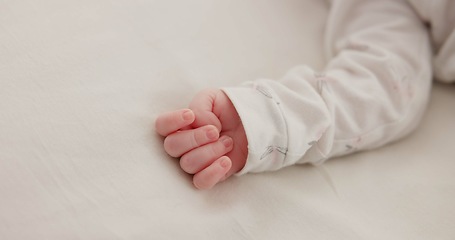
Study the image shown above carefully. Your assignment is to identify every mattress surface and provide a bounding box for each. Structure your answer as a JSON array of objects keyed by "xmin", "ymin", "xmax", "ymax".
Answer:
[{"xmin": 1, "ymin": 0, "xmax": 454, "ymax": 239}]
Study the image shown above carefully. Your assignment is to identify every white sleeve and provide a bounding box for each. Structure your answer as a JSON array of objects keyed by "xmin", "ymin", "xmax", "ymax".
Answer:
[{"xmin": 222, "ymin": 0, "xmax": 433, "ymax": 175}]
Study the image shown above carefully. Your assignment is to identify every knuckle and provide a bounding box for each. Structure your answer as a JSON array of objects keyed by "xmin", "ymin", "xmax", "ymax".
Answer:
[
  {"xmin": 191, "ymin": 131, "xmax": 200, "ymax": 148},
  {"xmin": 191, "ymin": 125, "xmax": 219, "ymax": 147},
  {"xmin": 193, "ymin": 126, "xmax": 212, "ymax": 147},
  {"xmin": 209, "ymin": 143, "xmax": 220, "ymax": 157}
]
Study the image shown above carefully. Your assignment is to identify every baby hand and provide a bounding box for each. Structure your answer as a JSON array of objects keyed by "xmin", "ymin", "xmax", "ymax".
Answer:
[{"xmin": 155, "ymin": 89, "xmax": 247, "ymax": 190}]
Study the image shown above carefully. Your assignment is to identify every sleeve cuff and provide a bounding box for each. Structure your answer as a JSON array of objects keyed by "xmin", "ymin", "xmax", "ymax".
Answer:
[{"xmin": 222, "ymin": 81, "xmax": 290, "ymax": 175}]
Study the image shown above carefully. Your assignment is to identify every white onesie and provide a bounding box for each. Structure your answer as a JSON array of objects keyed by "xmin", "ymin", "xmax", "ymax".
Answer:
[{"xmin": 223, "ymin": 0, "xmax": 455, "ymax": 174}]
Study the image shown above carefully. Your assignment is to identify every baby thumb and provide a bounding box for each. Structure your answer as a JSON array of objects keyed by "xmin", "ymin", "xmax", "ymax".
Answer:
[{"xmin": 189, "ymin": 89, "xmax": 222, "ymax": 131}]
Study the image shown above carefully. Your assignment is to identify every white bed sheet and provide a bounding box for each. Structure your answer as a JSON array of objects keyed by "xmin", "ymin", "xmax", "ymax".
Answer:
[{"xmin": 1, "ymin": 0, "xmax": 454, "ymax": 239}]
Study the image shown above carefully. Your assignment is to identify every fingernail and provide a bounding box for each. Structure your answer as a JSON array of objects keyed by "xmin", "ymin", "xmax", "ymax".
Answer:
[
  {"xmin": 220, "ymin": 157, "xmax": 230, "ymax": 168},
  {"xmin": 206, "ymin": 128, "xmax": 218, "ymax": 140},
  {"xmin": 220, "ymin": 136, "xmax": 233, "ymax": 148},
  {"xmin": 182, "ymin": 110, "xmax": 193, "ymax": 121}
]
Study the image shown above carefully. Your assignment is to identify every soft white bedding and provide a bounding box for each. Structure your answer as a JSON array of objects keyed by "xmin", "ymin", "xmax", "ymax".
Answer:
[{"xmin": 1, "ymin": 0, "xmax": 454, "ymax": 239}]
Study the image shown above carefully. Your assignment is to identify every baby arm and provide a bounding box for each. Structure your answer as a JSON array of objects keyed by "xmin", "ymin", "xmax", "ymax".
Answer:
[
  {"xmin": 155, "ymin": 89, "xmax": 247, "ymax": 189},
  {"xmin": 223, "ymin": 0, "xmax": 433, "ymax": 173},
  {"xmin": 156, "ymin": 0, "xmax": 434, "ymax": 188}
]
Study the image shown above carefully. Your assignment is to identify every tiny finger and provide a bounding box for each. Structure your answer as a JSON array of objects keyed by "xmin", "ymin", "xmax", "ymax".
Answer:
[
  {"xmin": 164, "ymin": 125, "xmax": 219, "ymax": 157},
  {"xmin": 155, "ymin": 109, "xmax": 195, "ymax": 136},
  {"xmin": 193, "ymin": 156, "xmax": 232, "ymax": 190},
  {"xmin": 180, "ymin": 135, "xmax": 233, "ymax": 174}
]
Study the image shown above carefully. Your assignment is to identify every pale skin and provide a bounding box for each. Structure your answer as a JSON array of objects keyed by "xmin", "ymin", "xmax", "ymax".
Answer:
[{"xmin": 155, "ymin": 89, "xmax": 248, "ymax": 190}]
